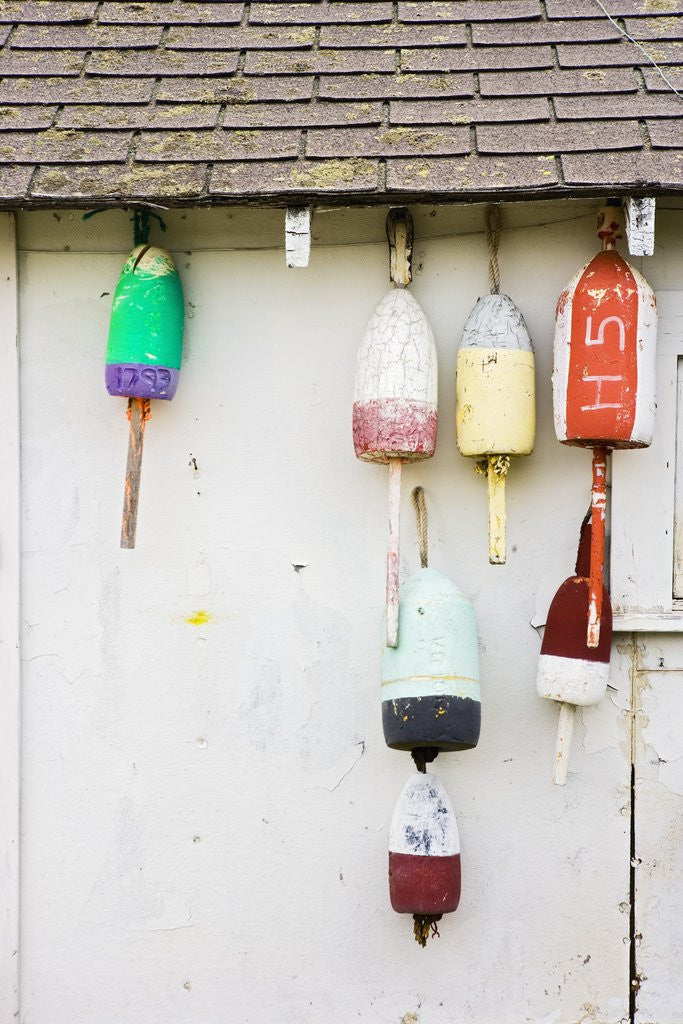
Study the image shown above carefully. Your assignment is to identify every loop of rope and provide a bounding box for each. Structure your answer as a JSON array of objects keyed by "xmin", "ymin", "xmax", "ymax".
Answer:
[
  {"xmin": 412, "ymin": 486, "xmax": 428, "ymax": 568},
  {"xmin": 485, "ymin": 204, "xmax": 502, "ymax": 295}
]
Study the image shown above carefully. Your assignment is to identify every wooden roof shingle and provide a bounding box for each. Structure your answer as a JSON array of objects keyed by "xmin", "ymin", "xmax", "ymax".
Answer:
[{"xmin": 0, "ymin": 0, "xmax": 681, "ymax": 206}]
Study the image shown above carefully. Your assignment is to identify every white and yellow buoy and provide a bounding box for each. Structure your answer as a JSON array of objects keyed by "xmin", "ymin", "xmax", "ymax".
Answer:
[{"xmin": 455, "ymin": 207, "xmax": 535, "ymax": 564}]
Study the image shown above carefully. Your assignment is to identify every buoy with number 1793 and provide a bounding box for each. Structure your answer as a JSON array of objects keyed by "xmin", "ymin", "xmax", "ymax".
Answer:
[
  {"xmin": 105, "ymin": 214, "xmax": 184, "ymax": 549},
  {"xmin": 553, "ymin": 205, "xmax": 657, "ymax": 647}
]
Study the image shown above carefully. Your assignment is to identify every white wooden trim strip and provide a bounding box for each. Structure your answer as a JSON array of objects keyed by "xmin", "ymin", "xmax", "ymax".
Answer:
[
  {"xmin": 0, "ymin": 212, "xmax": 20, "ymax": 1024},
  {"xmin": 625, "ymin": 197, "xmax": 655, "ymax": 258},
  {"xmin": 613, "ymin": 613, "xmax": 683, "ymax": 632},
  {"xmin": 611, "ymin": 292, "xmax": 683, "ymax": 620},
  {"xmin": 285, "ymin": 206, "xmax": 311, "ymax": 268}
]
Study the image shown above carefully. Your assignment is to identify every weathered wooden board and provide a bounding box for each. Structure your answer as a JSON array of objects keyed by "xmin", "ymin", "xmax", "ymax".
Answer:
[
  {"xmin": 625, "ymin": 198, "xmax": 656, "ymax": 259},
  {"xmin": 285, "ymin": 206, "xmax": 312, "ymax": 269},
  {"xmin": 633, "ymin": 636, "xmax": 683, "ymax": 1024},
  {"xmin": 0, "ymin": 213, "xmax": 19, "ymax": 1024},
  {"xmin": 14, "ymin": 205, "xmax": 650, "ymax": 1024},
  {"xmin": 611, "ymin": 293, "xmax": 683, "ymax": 625}
]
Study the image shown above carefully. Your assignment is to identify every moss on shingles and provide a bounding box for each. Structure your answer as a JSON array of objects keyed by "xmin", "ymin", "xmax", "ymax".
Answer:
[
  {"xmin": 641, "ymin": 40, "xmax": 682, "ymax": 60},
  {"xmin": 120, "ymin": 168, "xmax": 200, "ymax": 196},
  {"xmin": 231, "ymin": 129, "xmax": 261, "ymax": 142},
  {"xmin": 287, "ymin": 159, "xmax": 374, "ymax": 187},
  {"xmin": 344, "ymin": 103, "xmax": 373, "ymax": 119},
  {"xmin": 156, "ymin": 103, "xmax": 211, "ymax": 118},
  {"xmin": 378, "ymin": 127, "xmax": 448, "ymax": 151},
  {"xmin": 281, "ymin": 27, "xmax": 315, "ymax": 44},
  {"xmin": 402, "ymin": 160, "xmax": 431, "ymax": 179},
  {"xmin": 31, "ymin": 169, "xmax": 73, "ymax": 189}
]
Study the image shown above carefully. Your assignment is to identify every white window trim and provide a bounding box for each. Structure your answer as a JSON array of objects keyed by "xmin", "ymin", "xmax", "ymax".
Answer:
[
  {"xmin": 0, "ymin": 212, "xmax": 19, "ymax": 1024},
  {"xmin": 611, "ymin": 291, "xmax": 683, "ymax": 631}
]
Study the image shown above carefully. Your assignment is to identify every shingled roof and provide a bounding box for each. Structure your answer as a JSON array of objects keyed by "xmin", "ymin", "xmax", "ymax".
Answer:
[{"xmin": 1, "ymin": 0, "xmax": 681, "ymax": 207}]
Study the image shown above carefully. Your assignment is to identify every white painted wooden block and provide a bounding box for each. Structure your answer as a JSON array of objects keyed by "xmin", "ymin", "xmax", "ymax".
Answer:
[
  {"xmin": 633, "ymin": 639, "xmax": 683, "ymax": 1021},
  {"xmin": 611, "ymin": 293, "xmax": 683, "ymax": 627},
  {"xmin": 0, "ymin": 213, "xmax": 19, "ymax": 1024},
  {"xmin": 285, "ymin": 206, "xmax": 311, "ymax": 268},
  {"xmin": 625, "ymin": 197, "xmax": 655, "ymax": 257}
]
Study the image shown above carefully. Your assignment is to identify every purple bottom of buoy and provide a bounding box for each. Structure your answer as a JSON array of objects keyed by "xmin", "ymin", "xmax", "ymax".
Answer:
[{"xmin": 106, "ymin": 362, "xmax": 179, "ymax": 400}]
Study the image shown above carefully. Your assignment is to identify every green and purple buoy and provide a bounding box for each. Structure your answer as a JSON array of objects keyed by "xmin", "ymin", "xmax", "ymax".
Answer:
[{"xmin": 106, "ymin": 239, "xmax": 184, "ymax": 548}]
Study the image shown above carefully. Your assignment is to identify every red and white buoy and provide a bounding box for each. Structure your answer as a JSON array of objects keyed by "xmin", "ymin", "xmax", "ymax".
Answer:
[
  {"xmin": 353, "ymin": 209, "xmax": 438, "ymax": 647},
  {"xmin": 553, "ymin": 205, "xmax": 657, "ymax": 648},
  {"xmin": 389, "ymin": 772, "xmax": 461, "ymax": 946},
  {"xmin": 537, "ymin": 516, "xmax": 613, "ymax": 785}
]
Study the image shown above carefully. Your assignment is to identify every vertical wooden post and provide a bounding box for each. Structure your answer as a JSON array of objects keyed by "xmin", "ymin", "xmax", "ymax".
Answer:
[
  {"xmin": 120, "ymin": 397, "xmax": 150, "ymax": 549},
  {"xmin": 383, "ymin": 207, "xmax": 414, "ymax": 647},
  {"xmin": 285, "ymin": 206, "xmax": 312, "ymax": 268},
  {"xmin": 587, "ymin": 447, "xmax": 608, "ymax": 648},
  {"xmin": 386, "ymin": 457, "xmax": 402, "ymax": 648},
  {"xmin": 0, "ymin": 212, "xmax": 20, "ymax": 1024},
  {"xmin": 386, "ymin": 207, "xmax": 413, "ymax": 288},
  {"xmin": 552, "ymin": 702, "xmax": 576, "ymax": 787},
  {"xmin": 624, "ymin": 196, "xmax": 655, "ymax": 257},
  {"xmin": 487, "ymin": 456, "xmax": 507, "ymax": 565}
]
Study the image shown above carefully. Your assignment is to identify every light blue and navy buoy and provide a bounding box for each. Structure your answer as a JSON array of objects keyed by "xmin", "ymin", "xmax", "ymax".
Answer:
[{"xmin": 381, "ymin": 568, "xmax": 481, "ymax": 751}]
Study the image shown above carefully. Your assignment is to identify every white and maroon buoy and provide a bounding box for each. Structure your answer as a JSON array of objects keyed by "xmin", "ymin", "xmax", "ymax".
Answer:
[
  {"xmin": 353, "ymin": 209, "xmax": 438, "ymax": 647},
  {"xmin": 553, "ymin": 204, "xmax": 657, "ymax": 648},
  {"xmin": 537, "ymin": 516, "xmax": 613, "ymax": 785},
  {"xmin": 389, "ymin": 771, "xmax": 461, "ymax": 946}
]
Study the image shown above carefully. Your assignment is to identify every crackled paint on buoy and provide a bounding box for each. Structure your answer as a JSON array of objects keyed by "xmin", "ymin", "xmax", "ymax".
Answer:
[
  {"xmin": 552, "ymin": 207, "xmax": 657, "ymax": 647},
  {"xmin": 553, "ymin": 247, "xmax": 656, "ymax": 451},
  {"xmin": 389, "ymin": 772, "xmax": 461, "ymax": 916},
  {"xmin": 382, "ymin": 567, "xmax": 480, "ymax": 751},
  {"xmin": 537, "ymin": 516, "xmax": 613, "ymax": 785},
  {"xmin": 455, "ymin": 292, "xmax": 535, "ymax": 564},
  {"xmin": 537, "ymin": 518, "xmax": 612, "ymax": 708},
  {"xmin": 353, "ymin": 289, "xmax": 437, "ymax": 463},
  {"xmin": 456, "ymin": 293, "xmax": 535, "ymax": 457},
  {"xmin": 106, "ymin": 244, "xmax": 184, "ymax": 400},
  {"xmin": 353, "ymin": 281, "xmax": 438, "ymax": 647}
]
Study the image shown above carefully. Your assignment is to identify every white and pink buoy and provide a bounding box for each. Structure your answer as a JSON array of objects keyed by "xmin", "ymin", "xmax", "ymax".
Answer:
[{"xmin": 353, "ymin": 208, "xmax": 438, "ymax": 647}]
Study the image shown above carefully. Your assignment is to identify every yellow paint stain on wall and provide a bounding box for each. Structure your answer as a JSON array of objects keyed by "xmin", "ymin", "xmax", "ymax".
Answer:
[{"xmin": 184, "ymin": 610, "xmax": 213, "ymax": 626}]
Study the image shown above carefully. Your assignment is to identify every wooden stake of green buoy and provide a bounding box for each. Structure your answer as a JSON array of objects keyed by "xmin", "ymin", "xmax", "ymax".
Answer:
[
  {"xmin": 104, "ymin": 210, "xmax": 184, "ymax": 549},
  {"xmin": 121, "ymin": 397, "xmax": 151, "ymax": 549}
]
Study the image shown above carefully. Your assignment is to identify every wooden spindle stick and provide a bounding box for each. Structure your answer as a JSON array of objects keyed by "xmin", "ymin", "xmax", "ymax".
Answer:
[
  {"xmin": 386, "ymin": 207, "xmax": 413, "ymax": 288},
  {"xmin": 121, "ymin": 396, "xmax": 150, "ymax": 549},
  {"xmin": 552, "ymin": 702, "xmax": 575, "ymax": 786},
  {"xmin": 487, "ymin": 455, "xmax": 507, "ymax": 565},
  {"xmin": 386, "ymin": 457, "xmax": 402, "ymax": 648},
  {"xmin": 587, "ymin": 447, "xmax": 608, "ymax": 648}
]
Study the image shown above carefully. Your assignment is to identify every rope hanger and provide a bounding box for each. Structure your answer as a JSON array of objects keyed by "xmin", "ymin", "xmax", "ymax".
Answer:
[{"xmin": 486, "ymin": 204, "xmax": 502, "ymax": 295}]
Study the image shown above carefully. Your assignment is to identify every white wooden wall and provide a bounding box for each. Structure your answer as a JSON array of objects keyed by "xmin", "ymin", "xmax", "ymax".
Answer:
[{"xmin": 7, "ymin": 201, "xmax": 683, "ymax": 1024}]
